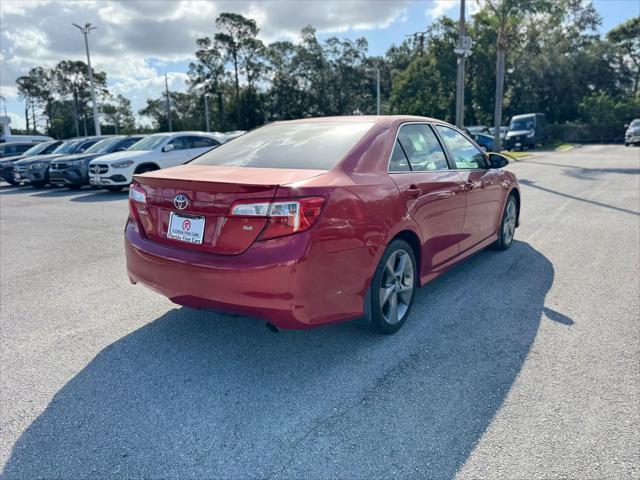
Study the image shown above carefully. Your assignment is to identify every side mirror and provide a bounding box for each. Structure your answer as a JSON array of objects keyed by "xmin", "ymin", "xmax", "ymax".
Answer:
[
  {"xmin": 488, "ymin": 153, "xmax": 509, "ymax": 169},
  {"xmin": 77, "ymin": 148, "xmax": 86, "ymax": 153},
  {"xmin": 163, "ymin": 144, "xmax": 174, "ymax": 153},
  {"xmin": 624, "ymin": 124, "xmax": 629, "ymax": 128}
]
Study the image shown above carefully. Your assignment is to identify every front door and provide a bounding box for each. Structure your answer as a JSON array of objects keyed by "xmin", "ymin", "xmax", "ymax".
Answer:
[
  {"xmin": 388, "ymin": 123, "xmax": 466, "ymax": 270},
  {"xmin": 435, "ymin": 125, "xmax": 504, "ymax": 252}
]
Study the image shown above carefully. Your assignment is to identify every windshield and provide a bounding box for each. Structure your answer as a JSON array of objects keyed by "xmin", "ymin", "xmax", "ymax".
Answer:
[
  {"xmin": 22, "ymin": 142, "xmax": 55, "ymax": 156},
  {"xmin": 128, "ymin": 134, "xmax": 169, "ymax": 151},
  {"xmin": 510, "ymin": 118, "xmax": 534, "ymax": 131},
  {"xmin": 630, "ymin": 120, "xmax": 640, "ymax": 128},
  {"xmin": 53, "ymin": 140, "xmax": 82, "ymax": 154},
  {"xmin": 191, "ymin": 121, "xmax": 375, "ymax": 170},
  {"xmin": 85, "ymin": 137, "xmax": 124, "ymax": 154}
]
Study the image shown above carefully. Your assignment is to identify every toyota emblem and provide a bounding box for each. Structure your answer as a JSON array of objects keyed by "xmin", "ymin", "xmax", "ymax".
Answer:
[{"xmin": 174, "ymin": 194, "xmax": 189, "ymax": 210}]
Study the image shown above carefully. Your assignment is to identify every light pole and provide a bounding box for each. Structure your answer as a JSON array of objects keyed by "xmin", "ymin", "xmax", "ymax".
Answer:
[
  {"xmin": 454, "ymin": 0, "xmax": 466, "ymax": 129},
  {"xmin": 72, "ymin": 22, "xmax": 101, "ymax": 136},
  {"xmin": 376, "ymin": 68, "xmax": 381, "ymax": 115}
]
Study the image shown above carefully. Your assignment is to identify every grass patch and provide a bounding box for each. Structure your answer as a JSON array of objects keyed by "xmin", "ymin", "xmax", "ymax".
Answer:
[
  {"xmin": 500, "ymin": 150, "xmax": 531, "ymax": 160},
  {"xmin": 554, "ymin": 143, "xmax": 574, "ymax": 151}
]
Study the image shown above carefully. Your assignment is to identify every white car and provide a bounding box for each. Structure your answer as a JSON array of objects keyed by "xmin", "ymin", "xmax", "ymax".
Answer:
[{"xmin": 88, "ymin": 131, "xmax": 225, "ymax": 191}]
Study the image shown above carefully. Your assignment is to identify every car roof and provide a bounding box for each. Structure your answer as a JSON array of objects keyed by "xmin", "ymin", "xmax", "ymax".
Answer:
[{"xmin": 270, "ymin": 115, "xmax": 450, "ymax": 129}]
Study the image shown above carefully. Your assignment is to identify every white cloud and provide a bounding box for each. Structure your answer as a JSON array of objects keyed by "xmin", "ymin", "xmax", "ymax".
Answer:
[
  {"xmin": 0, "ymin": 0, "xmax": 410, "ymax": 126},
  {"xmin": 426, "ymin": 0, "xmax": 481, "ymax": 20}
]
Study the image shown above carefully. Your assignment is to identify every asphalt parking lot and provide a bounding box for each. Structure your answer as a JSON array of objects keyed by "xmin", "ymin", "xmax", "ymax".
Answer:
[{"xmin": 1, "ymin": 144, "xmax": 638, "ymax": 479}]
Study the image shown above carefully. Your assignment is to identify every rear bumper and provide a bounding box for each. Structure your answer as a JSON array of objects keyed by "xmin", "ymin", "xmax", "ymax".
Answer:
[{"xmin": 125, "ymin": 221, "xmax": 370, "ymax": 329}]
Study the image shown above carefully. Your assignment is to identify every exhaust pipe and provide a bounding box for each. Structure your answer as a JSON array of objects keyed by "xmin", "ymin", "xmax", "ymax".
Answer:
[{"xmin": 265, "ymin": 322, "xmax": 279, "ymax": 333}]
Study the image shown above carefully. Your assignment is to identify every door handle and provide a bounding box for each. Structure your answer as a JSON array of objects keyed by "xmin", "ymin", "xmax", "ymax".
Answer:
[{"xmin": 405, "ymin": 186, "xmax": 422, "ymax": 197}]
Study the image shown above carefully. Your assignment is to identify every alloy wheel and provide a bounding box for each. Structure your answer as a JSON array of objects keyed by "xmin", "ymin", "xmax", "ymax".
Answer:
[
  {"xmin": 379, "ymin": 249, "xmax": 414, "ymax": 325},
  {"xmin": 503, "ymin": 200, "xmax": 517, "ymax": 244}
]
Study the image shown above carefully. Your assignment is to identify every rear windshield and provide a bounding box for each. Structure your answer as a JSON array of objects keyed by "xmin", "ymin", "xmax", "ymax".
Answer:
[{"xmin": 191, "ymin": 121, "xmax": 374, "ymax": 170}]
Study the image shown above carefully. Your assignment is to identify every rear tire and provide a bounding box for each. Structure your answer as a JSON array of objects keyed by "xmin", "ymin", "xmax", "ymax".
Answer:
[
  {"xmin": 68, "ymin": 184, "xmax": 82, "ymax": 190},
  {"xmin": 367, "ymin": 239, "xmax": 417, "ymax": 335},
  {"xmin": 493, "ymin": 195, "xmax": 517, "ymax": 251}
]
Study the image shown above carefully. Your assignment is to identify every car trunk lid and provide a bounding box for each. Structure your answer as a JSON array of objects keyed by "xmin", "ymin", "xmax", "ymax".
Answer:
[{"xmin": 133, "ymin": 164, "xmax": 325, "ymax": 255}]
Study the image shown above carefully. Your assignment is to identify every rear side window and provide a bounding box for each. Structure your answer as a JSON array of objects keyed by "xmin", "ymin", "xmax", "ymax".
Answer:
[
  {"xmin": 389, "ymin": 124, "xmax": 448, "ymax": 172},
  {"xmin": 189, "ymin": 136, "xmax": 220, "ymax": 148},
  {"xmin": 436, "ymin": 125, "xmax": 487, "ymax": 169},
  {"xmin": 191, "ymin": 121, "xmax": 374, "ymax": 170}
]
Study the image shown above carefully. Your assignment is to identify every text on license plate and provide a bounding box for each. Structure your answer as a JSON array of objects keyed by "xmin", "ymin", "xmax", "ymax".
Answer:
[{"xmin": 167, "ymin": 212, "xmax": 205, "ymax": 244}]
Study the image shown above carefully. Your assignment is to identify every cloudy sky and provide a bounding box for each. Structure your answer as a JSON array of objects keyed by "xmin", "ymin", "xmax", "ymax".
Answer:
[{"xmin": 0, "ymin": 0, "xmax": 636, "ymax": 130}]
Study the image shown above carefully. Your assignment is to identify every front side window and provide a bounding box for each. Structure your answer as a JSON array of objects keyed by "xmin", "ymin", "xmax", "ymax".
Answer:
[
  {"xmin": 389, "ymin": 124, "xmax": 448, "ymax": 172},
  {"xmin": 436, "ymin": 125, "xmax": 487, "ymax": 169},
  {"xmin": 191, "ymin": 121, "xmax": 374, "ymax": 170},
  {"xmin": 168, "ymin": 136, "xmax": 192, "ymax": 150}
]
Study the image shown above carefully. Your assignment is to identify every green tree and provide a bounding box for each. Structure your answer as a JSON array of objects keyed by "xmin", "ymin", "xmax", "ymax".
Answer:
[
  {"xmin": 214, "ymin": 12, "xmax": 262, "ymax": 127},
  {"xmin": 607, "ymin": 17, "xmax": 640, "ymax": 96}
]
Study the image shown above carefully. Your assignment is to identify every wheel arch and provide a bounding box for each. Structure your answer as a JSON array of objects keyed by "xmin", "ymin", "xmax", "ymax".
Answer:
[
  {"xmin": 391, "ymin": 229, "xmax": 422, "ymax": 285},
  {"xmin": 509, "ymin": 187, "xmax": 521, "ymax": 227},
  {"xmin": 134, "ymin": 162, "xmax": 160, "ymax": 174}
]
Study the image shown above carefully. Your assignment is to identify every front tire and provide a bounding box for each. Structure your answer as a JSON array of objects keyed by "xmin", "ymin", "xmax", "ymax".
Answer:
[
  {"xmin": 106, "ymin": 186, "xmax": 123, "ymax": 192},
  {"xmin": 368, "ymin": 239, "xmax": 417, "ymax": 334},
  {"xmin": 493, "ymin": 195, "xmax": 517, "ymax": 251}
]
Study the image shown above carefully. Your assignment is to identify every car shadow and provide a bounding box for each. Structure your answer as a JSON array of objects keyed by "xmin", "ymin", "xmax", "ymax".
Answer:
[
  {"xmin": 519, "ymin": 179, "xmax": 640, "ymax": 217},
  {"xmin": 70, "ymin": 190, "xmax": 129, "ymax": 203},
  {"xmin": 1, "ymin": 241, "xmax": 562, "ymax": 479}
]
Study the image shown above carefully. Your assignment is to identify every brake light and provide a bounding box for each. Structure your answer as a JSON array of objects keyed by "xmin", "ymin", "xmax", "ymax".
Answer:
[
  {"xmin": 230, "ymin": 197, "xmax": 326, "ymax": 240},
  {"xmin": 129, "ymin": 184, "xmax": 147, "ymax": 203}
]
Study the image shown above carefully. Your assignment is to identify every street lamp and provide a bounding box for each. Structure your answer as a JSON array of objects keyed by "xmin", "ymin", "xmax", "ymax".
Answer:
[{"xmin": 72, "ymin": 22, "xmax": 101, "ymax": 136}]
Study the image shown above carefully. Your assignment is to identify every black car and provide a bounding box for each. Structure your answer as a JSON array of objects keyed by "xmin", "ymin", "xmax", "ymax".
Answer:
[
  {"xmin": 49, "ymin": 135, "xmax": 144, "ymax": 188},
  {"xmin": 504, "ymin": 113, "xmax": 548, "ymax": 150},
  {"xmin": 14, "ymin": 137, "xmax": 105, "ymax": 187},
  {"xmin": 0, "ymin": 140, "xmax": 63, "ymax": 185}
]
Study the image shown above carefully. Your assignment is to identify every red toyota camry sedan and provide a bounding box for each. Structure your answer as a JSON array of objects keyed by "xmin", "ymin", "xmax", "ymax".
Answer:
[{"xmin": 125, "ymin": 116, "xmax": 520, "ymax": 334}]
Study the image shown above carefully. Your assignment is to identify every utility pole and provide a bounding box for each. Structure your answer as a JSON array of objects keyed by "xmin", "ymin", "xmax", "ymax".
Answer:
[
  {"xmin": 203, "ymin": 94, "xmax": 210, "ymax": 132},
  {"xmin": 376, "ymin": 68, "xmax": 381, "ymax": 115},
  {"xmin": 164, "ymin": 74, "xmax": 172, "ymax": 132},
  {"xmin": 72, "ymin": 23, "xmax": 101, "ymax": 136},
  {"xmin": 455, "ymin": 0, "xmax": 466, "ymax": 129}
]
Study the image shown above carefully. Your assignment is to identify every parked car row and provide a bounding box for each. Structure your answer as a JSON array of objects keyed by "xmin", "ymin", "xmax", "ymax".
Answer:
[
  {"xmin": 0, "ymin": 130, "xmax": 244, "ymax": 190},
  {"xmin": 465, "ymin": 113, "xmax": 549, "ymax": 152}
]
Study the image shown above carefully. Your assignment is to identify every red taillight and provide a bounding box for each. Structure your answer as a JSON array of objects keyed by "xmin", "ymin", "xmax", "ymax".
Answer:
[
  {"xmin": 230, "ymin": 197, "xmax": 325, "ymax": 240},
  {"xmin": 128, "ymin": 183, "xmax": 154, "ymax": 234}
]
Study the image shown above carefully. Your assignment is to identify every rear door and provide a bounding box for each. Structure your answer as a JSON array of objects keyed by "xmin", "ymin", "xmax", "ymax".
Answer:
[
  {"xmin": 388, "ymin": 123, "xmax": 466, "ymax": 269},
  {"xmin": 186, "ymin": 136, "xmax": 221, "ymax": 160},
  {"xmin": 435, "ymin": 125, "xmax": 504, "ymax": 252}
]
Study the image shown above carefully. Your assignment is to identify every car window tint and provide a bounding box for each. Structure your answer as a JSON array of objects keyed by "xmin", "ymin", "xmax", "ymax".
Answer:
[
  {"xmin": 189, "ymin": 136, "xmax": 220, "ymax": 148},
  {"xmin": 191, "ymin": 121, "xmax": 374, "ymax": 170},
  {"xmin": 169, "ymin": 136, "xmax": 192, "ymax": 150},
  {"xmin": 118, "ymin": 138, "xmax": 141, "ymax": 150},
  {"xmin": 436, "ymin": 125, "xmax": 487, "ymax": 169},
  {"xmin": 397, "ymin": 124, "xmax": 448, "ymax": 171},
  {"xmin": 77, "ymin": 140, "xmax": 100, "ymax": 152},
  {"xmin": 389, "ymin": 140, "xmax": 411, "ymax": 172}
]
